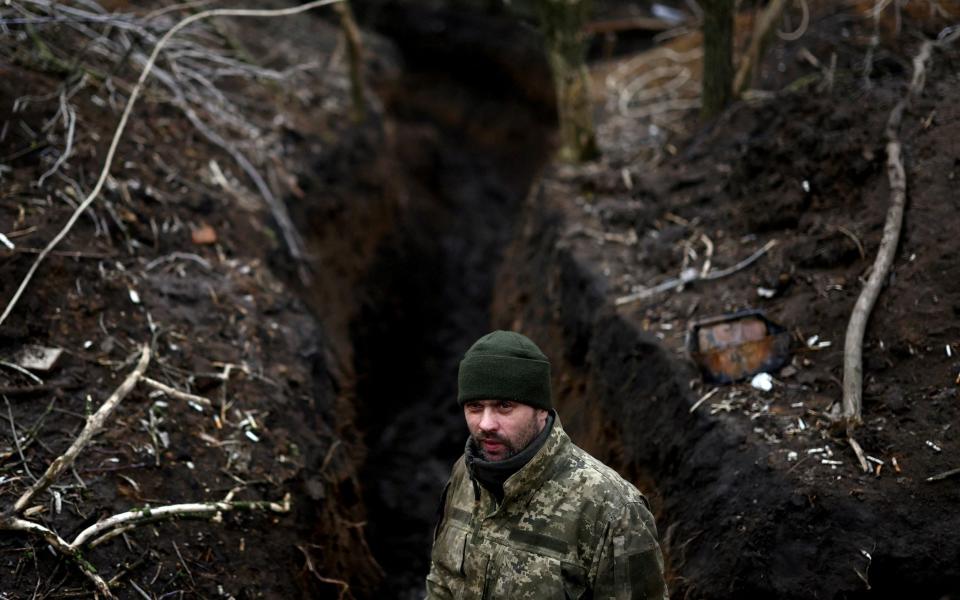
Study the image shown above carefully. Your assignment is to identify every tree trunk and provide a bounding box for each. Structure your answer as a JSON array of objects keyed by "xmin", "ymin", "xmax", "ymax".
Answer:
[
  {"xmin": 700, "ymin": 0, "xmax": 734, "ymax": 119},
  {"xmin": 536, "ymin": 0, "xmax": 599, "ymax": 162}
]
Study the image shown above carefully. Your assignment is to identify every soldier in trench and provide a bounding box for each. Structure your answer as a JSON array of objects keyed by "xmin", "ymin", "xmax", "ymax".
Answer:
[{"xmin": 426, "ymin": 331, "xmax": 668, "ymax": 599}]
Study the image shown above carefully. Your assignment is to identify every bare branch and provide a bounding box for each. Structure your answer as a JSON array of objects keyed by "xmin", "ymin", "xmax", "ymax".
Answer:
[
  {"xmin": 0, "ymin": 0, "xmax": 344, "ymax": 330},
  {"xmin": 8, "ymin": 344, "xmax": 151, "ymax": 516},
  {"xmin": 0, "ymin": 517, "xmax": 111, "ymax": 597},
  {"xmin": 37, "ymin": 94, "xmax": 77, "ymax": 187},
  {"xmin": 615, "ymin": 239, "xmax": 777, "ymax": 306},
  {"xmin": 71, "ymin": 494, "xmax": 291, "ymax": 548},
  {"xmin": 141, "ymin": 376, "xmax": 212, "ymax": 408},
  {"xmin": 841, "ymin": 33, "xmax": 956, "ymax": 428}
]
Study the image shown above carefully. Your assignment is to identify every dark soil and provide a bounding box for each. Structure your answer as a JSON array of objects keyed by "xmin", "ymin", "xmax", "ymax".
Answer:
[
  {"xmin": 3, "ymin": 1, "xmax": 960, "ymax": 599},
  {"xmin": 495, "ymin": 4, "xmax": 960, "ymax": 598},
  {"xmin": 0, "ymin": 7, "xmax": 382, "ymax": 598}
]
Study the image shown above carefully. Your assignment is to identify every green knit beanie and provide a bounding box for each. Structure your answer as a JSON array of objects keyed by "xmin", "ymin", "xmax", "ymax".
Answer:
[{"xmin": 457, "ymin": 330, "xmax": 552, "ymax": 411}]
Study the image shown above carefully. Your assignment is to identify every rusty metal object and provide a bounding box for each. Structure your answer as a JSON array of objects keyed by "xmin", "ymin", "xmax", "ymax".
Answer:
[{"xmin": 687, "ymin": 310, "xmax": 790, "ymax": 383}]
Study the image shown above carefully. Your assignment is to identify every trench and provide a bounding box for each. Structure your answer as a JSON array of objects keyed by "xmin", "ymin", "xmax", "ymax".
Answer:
[
  {"xmin": 344, "ymin": 5, "xmax": 556, "ymax": 596},
  {"xmin": 289, "ymin": 5, "xmax": 960, "ymax": 598}
]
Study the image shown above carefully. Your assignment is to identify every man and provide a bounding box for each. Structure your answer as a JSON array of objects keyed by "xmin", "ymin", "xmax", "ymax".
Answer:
[{"xmin": 426, "ymin": 330, "xmax": 668, "ymax": 599}]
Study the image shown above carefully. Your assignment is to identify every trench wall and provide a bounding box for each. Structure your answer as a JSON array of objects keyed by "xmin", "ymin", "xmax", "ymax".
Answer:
[{"xmin": 492, "ymin": 179, "xmax": 960, "ymax": 599}]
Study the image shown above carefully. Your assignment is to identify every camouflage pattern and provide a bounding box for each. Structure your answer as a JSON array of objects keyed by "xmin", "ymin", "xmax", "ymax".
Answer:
[{"xmin": 426, "ymin": 418, "xmax": 668, "ymax": 599}]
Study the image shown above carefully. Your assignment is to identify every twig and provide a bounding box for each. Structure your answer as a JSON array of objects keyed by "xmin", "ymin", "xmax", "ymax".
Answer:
[
  {"xmin": 847, "ymin": 436, "xmax": 870, "ymax": 473},
  {"xmin": 615, "ymin": 239, "xmax": 777, "ymax": 306},
  {"xmin": 296, "ymin": 544, "xmax": 351, "ymax": 600},
  {"xmin": 0, "ymin": 0, "xmax": 344, "ymax": 331},
  {"xmin": 699, "ymin": 233, "xmax": 714, "ymax": 277},
  {"xmin": 70, "ymin": 494, "xmax": 291, "ymax": 547},
  {"xmin": 0, "ymin": 360, "xmax": 45, "ymax": 384},
  {"xmin": 840, "ymin": 35, "xmax": 951, "ymax": 428},
  {"xmin": 926, "ymin": 467, "xmax": 960, "ymax": 482},
  {"xmin": 734, "ymin": 0, "xmax": 788, "ymax": 95},
  {"xmin": 141, "ymin": 376, "xmax": 212, "ymax": 407},
  {"xmin": 0, "ymin": 516, "xmax": 113, "ymax": 596},
  {"xmin": 777, "ymin": 0, "xmax": 809, "ymax": 42},
  {"xmin": 689, "ymin": 387, "xmax": 720, "ymax": 414},
  {"xmin": 172, "ymin": 540, "xmax": 196, "ymax": 587},
  {"xmin": 7, "ymin": 344, "xmax": 150, "ymax": 516},
  {"xmin": 37, "ymin": 94, "xmax": 77, "ymax": 187},
  {"xmin": 837, "ymin": 225, "xmax": 866, "ymax": 260},
  {"xmin": 5, "ymin": 398, "xmax": 37, "ymax": 481},
  {"xmin": 702, "ymin": 239, "xmax": 778, "ymax": 280},
  {"xmin": 173, "ymin": 99, "xmax": 307, "ymax": 267}
]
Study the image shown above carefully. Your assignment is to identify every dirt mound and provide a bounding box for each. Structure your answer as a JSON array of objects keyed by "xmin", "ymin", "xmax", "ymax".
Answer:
[
  {"xmin": 495, "ymin": 4, "xmax": 960, "ymax": 598},
  {"xmin": 0, "ymin": 5, "xmax": 383, "ymax": 597}
]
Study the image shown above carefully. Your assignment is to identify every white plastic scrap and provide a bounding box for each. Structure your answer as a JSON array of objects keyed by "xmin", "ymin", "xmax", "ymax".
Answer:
[
  {"xmin": 926, "ymin": 440, "xmax": 942, "ymax": 453},
  {"xmin": 757, "ymin": 287, "xmax": 776, "ymax": 299},
  {"xmin": 750, "ymin": 372, "xmax": 774, "ymax": 392},
  {"xmin": 652, "ymin": 3, "xmax": 686, "ymax": 23},
  {"xmin": 15, "ymin": 346, "xmax": 63, "ymax": 372},
  {"xmin": 787, "ymin": 451, "xmax": 798, "ymax": 462},
  {"xmin": 806, "ymin": 335, "xmax": 832, "ymax": 350},
  {"xmin": 0, "ymin": 232, "xmax": 14, "ymax": 250},
  {"xmin": 129, "ymin": 288, "xmax": 141, "ymax": 304}
]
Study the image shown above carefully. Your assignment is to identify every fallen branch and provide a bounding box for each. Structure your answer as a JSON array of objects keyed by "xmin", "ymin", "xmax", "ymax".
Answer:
[
  {"xmin": 7, "ymin": 345, "xmax": 151, "ymax": 516},
  {"xmin": 615, "ymin": 239, "xmax": 777, "ymax": 306},
  {"xmin": 141, "ymin": 376, "xmax": 212, "ymax": 408},
  {"xmin": 72, "ymin": 494, "xmax": 291, "ymax": 548},
  {"xmin": 1, "ymin": 516, "xmax": 111, "ymax": 596},
  {"xmin": 0, "ymin": 0, "xmax": 343, "ymax": 331},
  {"xmin": 840, "ymin": 34, "xmax": 954, "ymax": 429}
]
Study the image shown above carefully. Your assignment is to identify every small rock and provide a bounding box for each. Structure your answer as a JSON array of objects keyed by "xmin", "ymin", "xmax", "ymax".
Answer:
[{"xmin": 192, "ymin": 223, "xmax": 218, "ymax": 245}]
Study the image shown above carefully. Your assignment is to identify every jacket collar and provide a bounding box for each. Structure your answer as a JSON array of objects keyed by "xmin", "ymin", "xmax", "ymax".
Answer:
[{"xmin": 500, "ymin": 412, "xmax": 568, "ymax": 504}]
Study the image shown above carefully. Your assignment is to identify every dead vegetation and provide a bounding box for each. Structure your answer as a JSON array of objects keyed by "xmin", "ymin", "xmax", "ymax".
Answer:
[{"xmin": 1, "ymin": 0, "xmax": 381, "ymax": 596}]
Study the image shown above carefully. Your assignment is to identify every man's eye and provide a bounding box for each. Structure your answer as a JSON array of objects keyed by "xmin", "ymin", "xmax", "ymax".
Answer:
[
  {"xmin": 466, "ymin": 403, "xmax": 483, "ymax": 412},
  {"xmin": 498, "ymin": 400, "xmax": 513, "ymax": 410}
]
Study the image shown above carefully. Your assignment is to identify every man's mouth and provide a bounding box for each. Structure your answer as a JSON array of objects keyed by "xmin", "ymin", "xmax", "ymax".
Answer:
[{"xmin": 478, "ymin": 436, "xmax": 508, "ymax": 457}]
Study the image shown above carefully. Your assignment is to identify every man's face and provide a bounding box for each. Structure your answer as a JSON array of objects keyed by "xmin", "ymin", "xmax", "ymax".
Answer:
[{"xmin": 463, "ymin": 399, "xmax": 548, "ymax": 462}]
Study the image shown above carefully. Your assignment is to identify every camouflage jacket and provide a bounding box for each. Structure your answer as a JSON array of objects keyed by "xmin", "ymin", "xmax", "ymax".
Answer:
[{"xmin": 426, "ymin": 418, "xmax": 667, "ymax": 599}]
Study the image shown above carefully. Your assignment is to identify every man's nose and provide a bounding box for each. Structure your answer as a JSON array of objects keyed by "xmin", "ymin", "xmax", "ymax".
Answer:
[{"xmin": 478, "ymin": 407, "xmax": 498, "ymax": 432}]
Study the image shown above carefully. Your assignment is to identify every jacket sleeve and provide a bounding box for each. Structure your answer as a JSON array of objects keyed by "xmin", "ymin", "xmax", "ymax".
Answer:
[
  {"xmin": 591, "ymin": 501, "xmax": 668, "ymax": 599},
  {"xmin": 425, "ymin": 564, "xmax": 454, "ymax": 600}
]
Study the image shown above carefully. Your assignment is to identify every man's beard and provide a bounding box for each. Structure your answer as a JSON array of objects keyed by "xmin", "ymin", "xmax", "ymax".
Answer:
[{"xmin": 473, "ymin": 414, "xmax": 542, "ymax": 461}]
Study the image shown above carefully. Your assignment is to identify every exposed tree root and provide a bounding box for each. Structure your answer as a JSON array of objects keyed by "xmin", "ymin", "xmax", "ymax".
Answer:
[{"xmin": 840, "ymin": 29, "xmax": 958, "ymax": 430}]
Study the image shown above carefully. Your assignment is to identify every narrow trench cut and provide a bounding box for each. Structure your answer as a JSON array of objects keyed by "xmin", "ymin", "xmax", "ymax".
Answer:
[{"xmin": 345, "ymin": 9, "xmax": 556, "ymax": 596}]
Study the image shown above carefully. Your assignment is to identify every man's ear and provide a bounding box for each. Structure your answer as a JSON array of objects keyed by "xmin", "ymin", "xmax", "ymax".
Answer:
[{"xmin": 536, "ymin": 408, "xmax": 549, "ymax": 427}]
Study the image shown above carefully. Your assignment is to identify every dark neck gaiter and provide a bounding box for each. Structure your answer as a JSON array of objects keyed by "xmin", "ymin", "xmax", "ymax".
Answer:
[{"xmin": 466, "ymin": 412, "xmax": 555, "ymax": 505}]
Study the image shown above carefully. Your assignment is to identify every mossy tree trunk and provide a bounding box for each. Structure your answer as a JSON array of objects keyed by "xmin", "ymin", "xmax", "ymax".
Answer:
[
  {"xmin": 700, "ymin": 0, "xmax": 734, "ymax": 119},
  {"xmin": 536, "ymin": 0, "xmax": 599, "ymax": 162}
]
